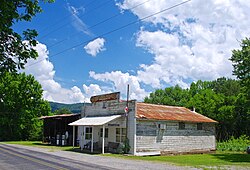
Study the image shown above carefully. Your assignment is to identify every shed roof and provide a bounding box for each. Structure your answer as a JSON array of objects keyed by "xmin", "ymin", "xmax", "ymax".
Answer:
[
  {"xmin": 40, "ymin": 113, "xmax": 80, "ymax": 119},
  {"xmin": 69, "ymin": 115, "xmax": 122, "ymax": 126},
  {"xmin": 136, "ymin": 103, "xmax": 217, "ymax": 123}
]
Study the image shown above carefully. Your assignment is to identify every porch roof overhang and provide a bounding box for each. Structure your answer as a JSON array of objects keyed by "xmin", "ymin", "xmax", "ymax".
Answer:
[{"xmin": 68, "ymin": 115, "xmax": 122, "ymax": 126}]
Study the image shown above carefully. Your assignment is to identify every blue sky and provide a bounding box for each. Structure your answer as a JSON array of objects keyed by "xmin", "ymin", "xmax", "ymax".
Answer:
[{"xmin": 17, "ymin": 0, "xmax": 250, "ymax": 103}]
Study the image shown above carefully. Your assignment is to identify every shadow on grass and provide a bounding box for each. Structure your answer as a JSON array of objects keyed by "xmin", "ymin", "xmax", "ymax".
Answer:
[
  {"xmin": 32, "ymin": 142, "xmax": 51, "ymax": 146},
  {"xmin": 65, "ymin": 147, "xmax": 102, "ymax": 155},
  {"xmin": 212, "ymin": 153, "xmax": 250, "ymax": 163}
]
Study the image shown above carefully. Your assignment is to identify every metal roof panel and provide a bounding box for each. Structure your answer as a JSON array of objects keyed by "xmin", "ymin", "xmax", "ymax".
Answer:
[{"xmin": 136, "ymin": 103, "xmax": 217, "ymax": 123}]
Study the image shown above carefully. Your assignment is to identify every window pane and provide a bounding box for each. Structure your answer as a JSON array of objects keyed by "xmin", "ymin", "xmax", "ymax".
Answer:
[
  {"xmin": 197, "ymin": 123, "xmax": 202, "ymax": 130},
  {"xmin": 121, "ymin": 136, "xmax": 126, "ymax": 143},
  {"xmin": 100, "ymin": 128, "xmax": 109, "ymax": 138},
  {"xmin": 116, "ymin": 128, "xmax": 120, "ymax": 135},
  {"xmin": 100, "ymin": 128, "xmax": 103, "ymax": 137},
  {"xmin": 179, "ymin": 122, "xmax": 185, "ymax": 130},
  {"xmin": 85, "ymin": 134, "xmax": 92, "ymax": 140},
  {"xmin": 86, "ymin": 127, "xmax": 92, "ymax": 133},
  {"xmin": 122, "ymin": 128, "xmax": 126, "ymax": 135},
  {"xmin": 116, "ymin": 135, "xmax": 120, "ymax": 142},
  {"xmin": 105, "ymin": 128, "xmax": 108, "ymax": 138}
]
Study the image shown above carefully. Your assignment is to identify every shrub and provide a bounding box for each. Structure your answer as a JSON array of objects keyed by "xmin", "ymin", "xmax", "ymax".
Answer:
[{"xmin": 217, "ymin": 135, "xmax": 250, "ymax": 152}]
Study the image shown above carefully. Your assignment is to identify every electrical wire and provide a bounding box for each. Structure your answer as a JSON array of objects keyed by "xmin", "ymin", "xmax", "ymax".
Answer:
[
  {"xmin": 48, "ymin": 0, "xmax": 152, "ymax": 49},
  {"xmin": 26, "ymin": 0, "xmax": 191, "ymax": 68},
  {"xmin": 38, "ymin": 0, "xmax": 98, "ymax": 34},
  {"xmin": 39, "ymin": 0, "xmax": 113, "ymax": 40}
]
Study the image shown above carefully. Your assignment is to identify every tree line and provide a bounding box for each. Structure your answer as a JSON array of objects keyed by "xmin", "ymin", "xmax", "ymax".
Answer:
[
  {"xmin": 144, "ymin": 38, "xmax": 250, "ymax": 141},
  {"xmin": 0, "ymin": 1, "xmax": 53, "ymax": 141}
]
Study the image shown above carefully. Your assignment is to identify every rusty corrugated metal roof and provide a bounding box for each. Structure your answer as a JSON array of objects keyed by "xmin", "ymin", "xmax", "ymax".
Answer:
[
  {"xmin": 136, "ymin": 103, "xmax": 217, "ymax": 123},
  {"xmin": 40, "ymin": 113, "xmax": 80, "ymax": 119}
]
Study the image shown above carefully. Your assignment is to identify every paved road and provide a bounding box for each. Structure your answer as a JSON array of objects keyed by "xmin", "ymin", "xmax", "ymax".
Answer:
[
  {"xmin": 0, "ymin": 144, "xmax": 195, "ymax": 170},
  {"xmin": 0, "ymin": 144, "xmax": 113, "ymax": 170}
]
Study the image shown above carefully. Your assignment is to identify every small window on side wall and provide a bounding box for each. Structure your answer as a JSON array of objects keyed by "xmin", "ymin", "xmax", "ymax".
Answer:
[
  {"xmin": 102, "ymin": 102, "xmax": 106, "ymax": 109},
  {"xmin": 179, "ymin": 122, "xmax": 185, "ymax": 130},
  {"xmin": 197, "ymin": 123, "xmax": 202, "ymax": 130}
]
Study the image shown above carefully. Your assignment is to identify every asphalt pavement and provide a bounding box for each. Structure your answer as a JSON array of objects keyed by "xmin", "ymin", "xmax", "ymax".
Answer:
[{"xmin": 0, "ymin": 143, "xmax": 195, "ymax": 170}]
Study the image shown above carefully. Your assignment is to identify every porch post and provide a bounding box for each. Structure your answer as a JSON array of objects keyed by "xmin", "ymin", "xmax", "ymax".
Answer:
[
  {"xmin": 91, "ymin": 126, "xmax": 94, "ymax": 153},
  {"xmin": 72, "ymin": 126, "xmax": 75, "ymax": 148},
  {"xmin": 102, "ymin": 125, "xmax": 105, "ymax": 154},
  {"xmin": 81, "ymin": 126, "xmax": 84, "ymax": 151}
]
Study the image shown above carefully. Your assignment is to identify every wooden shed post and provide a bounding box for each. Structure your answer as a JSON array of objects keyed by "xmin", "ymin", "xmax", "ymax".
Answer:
[
  {"xmin": 102, "ymin": 125, "xmax": 105, "ymax": 154},
  {"xmin": 72, "ymin": 126, "xmax": 75, "ymax": 149},
  {"xmin": 91, "ymin": 126, "xmax": 94, "ymax": 152}
]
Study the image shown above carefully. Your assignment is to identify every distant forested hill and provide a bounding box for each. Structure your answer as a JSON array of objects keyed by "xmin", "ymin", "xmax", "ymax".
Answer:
[{"xmin": 49, "ymin": 102, "xmax": 91, "ymax": 113}]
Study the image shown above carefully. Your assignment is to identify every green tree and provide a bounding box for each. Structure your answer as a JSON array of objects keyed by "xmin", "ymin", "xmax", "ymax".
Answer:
[
  {"xmin": 0, "ymin": 0, "xmax": 53, "ymax": 73},
  {"xmin": 189, "ymin": 80, "xmax": 213, "ymax": 97},
  {"xmin": 212, "ymin": 77, "xmax": 241, "ymax": 97},
  {"xmin": 144, "ymin": 85, "xmax": 190, "ymax": 107},
  {"xmin": 54, "ymin": 108, "xmax": 72, "ymax": 115},
  {"xmin": 210, "ymin": 78, "xmax": 241, "ymax": 140},
  {"xmin": 234, "ymin": 93, "xmax": 250, "ymax": 137},
  {"xmin": 0, "ymin": 72, "xmax": 51, "ymax": 141},
  {"xmin": 188, "ymin": 89, "xmax": 224, "ymax": 119},
  {"xmin": 230, "ymin": 38, "xmax": 250, "ymax": 92},
  {"xmin": 230, "ymin": 38, "xmax": 250, "ymax": 137}
]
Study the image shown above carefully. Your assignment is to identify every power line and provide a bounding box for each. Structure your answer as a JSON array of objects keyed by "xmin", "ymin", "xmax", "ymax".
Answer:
[
  {"xmin": 39, "ymin": 0, "xmax": 113, "ymax": 40},
  {"xmin": 48, "ymin": 0, "xmax": 152, "ymax": 49},
  {"xmin": 26, "ymin": 0, "xmax": 191, "ymax": 68},
  {"xmin": 38, "ymin": 1, "xmax": 98, "ymax": 34}
]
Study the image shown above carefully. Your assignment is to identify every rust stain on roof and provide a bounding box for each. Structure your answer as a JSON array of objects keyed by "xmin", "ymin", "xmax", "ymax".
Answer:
[
  {"xmin": 136, "ymin": 103, "xmax": 217, "ymax": 123},
  {"xmin": 40, "ymin": 113, "xmax": 80, "ymax": 119}
]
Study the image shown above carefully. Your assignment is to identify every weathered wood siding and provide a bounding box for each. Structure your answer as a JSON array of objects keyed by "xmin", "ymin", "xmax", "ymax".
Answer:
[
  {"xmin": 80, "ymin": 100, "xmax": 137, "ymax": 154},
  {"xmin": 136, "ymin": 121, "xmax": 216, "ymax": 153}
]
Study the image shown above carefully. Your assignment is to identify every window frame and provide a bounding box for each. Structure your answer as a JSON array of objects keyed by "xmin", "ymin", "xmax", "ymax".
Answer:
[
  {"xmin": 100, "ymin": 128, "xmax": 109, "ymax": 138},
  {"xmin": 197, "ymin": 123, "xmax": 203, "ymax": 130},
  {"xmin": 179, "ymin": 122, "xmax": 185, "ymax": 130},
  {"xmin": 85, "ymin": 127, "xmax": 92, "ymax": 140},
  {"xmin": 116, "ymin": 128, "xmax": 126, "ymax": 143}
]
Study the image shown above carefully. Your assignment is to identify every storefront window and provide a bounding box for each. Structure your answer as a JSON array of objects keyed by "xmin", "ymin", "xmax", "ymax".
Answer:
[
  {"xmin": 116, "ymin": 128, "xmax": 126, "ymax": 143},
  {"xmin": 100, "ymin": 128, "xmax": 108, "ymax": 138},
  {"xmin": 85, "ymin": 127, "xmax": 92, "ymax": 140}
]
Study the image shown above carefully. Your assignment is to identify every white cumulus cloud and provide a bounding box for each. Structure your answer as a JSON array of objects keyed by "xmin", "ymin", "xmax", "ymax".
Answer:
[
  {"xmin": 24, "ymin": 42, "xmax": 87, "ymax": 104},
  {"xmin": 89, "ymin": 71, "xmax": 149, "ymax": 100},
  {"xmin": 84, "ymin": 38, "xmax": 106, "ymax": 56},
  {"xmin": 116, "ymin": 0, "xmax": 250, "ymax": 86}
]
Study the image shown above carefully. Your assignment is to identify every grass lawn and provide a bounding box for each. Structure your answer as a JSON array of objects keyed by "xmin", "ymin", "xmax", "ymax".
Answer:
[
  {"xmin": 103, "ymin": 151, "xmax": 250, "ymax": 168},
  {"xmin": 0, "ymin": 141, "xmax": 73, "ymax": 151},
  {"xmin": 2, "ymin": 141, "xmax": 250, "ymax": 169}
]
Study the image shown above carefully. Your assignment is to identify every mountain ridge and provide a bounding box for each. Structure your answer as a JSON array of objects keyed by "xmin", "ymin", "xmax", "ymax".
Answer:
[{"xmin": 49, "ymin": 101, "xmax": 91, "ymax": 113}]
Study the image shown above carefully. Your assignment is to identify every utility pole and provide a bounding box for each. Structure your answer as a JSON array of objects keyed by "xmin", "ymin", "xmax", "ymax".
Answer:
[{"xmin": 125, "ymin": 84, "xmax": 129, "ymax": 148}]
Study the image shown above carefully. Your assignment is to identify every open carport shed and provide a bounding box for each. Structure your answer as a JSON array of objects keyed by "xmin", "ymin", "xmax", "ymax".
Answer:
[{"xmin": 41, "ymin": 113, "xmax": 81, "ymax": 146}]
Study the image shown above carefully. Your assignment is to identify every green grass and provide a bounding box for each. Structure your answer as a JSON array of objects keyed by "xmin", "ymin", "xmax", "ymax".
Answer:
[
  {"xmin": 0, "ymin": 141, "xmax": 73, "ymax": 151},
  {"xmin": 103, "ymin": 152, "xmax": 250, "ymax": 168}
]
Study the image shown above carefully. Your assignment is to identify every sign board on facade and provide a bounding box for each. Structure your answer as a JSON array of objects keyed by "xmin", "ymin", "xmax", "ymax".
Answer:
[{"xmin": 90, "ymin": 92, "xmax": 120, "ymax": 103}]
